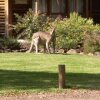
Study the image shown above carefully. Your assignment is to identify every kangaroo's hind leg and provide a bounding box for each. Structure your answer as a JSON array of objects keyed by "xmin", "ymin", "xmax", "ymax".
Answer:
[
  {"xmin": 46, "ymin": 41, "xmax": 50, "ymax": 53},
  {"xmin": 34, "ymin": 37, "xmax": 39, "ymax": 54},
  {"xmin": 26, "ymin": 39, "xmax": 34, "ymax": 53}
]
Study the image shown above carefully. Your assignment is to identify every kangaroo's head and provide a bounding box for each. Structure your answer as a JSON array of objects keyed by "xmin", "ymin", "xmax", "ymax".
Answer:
[{"xmin": 49, "ymin": 27, "xmax": 55, "ymax": 35}]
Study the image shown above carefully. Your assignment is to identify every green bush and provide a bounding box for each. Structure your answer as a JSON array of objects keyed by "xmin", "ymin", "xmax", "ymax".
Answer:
[
  {"xmin": 55, "ymin": 12, "xmax": 100, "ymax": 52},
  {"xmin": 11, "ymin": 11, "xmax": 100, "ymax": 53},
  {"xmin": 0, "ymin": 37, "xmax": 20, "ymax": 50},
  {"xmin": 84, "ymin": 31, "xmax": 100, "ymax": 53},
  {"xmin": 12, "ymin": 9, "xmax": 54, "ymax": 39}
]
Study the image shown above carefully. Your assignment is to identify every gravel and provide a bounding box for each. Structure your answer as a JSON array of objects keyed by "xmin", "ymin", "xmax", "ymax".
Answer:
[{"xmin": 0, "ymin": 90, "xmax": 100, "ymax": 100}]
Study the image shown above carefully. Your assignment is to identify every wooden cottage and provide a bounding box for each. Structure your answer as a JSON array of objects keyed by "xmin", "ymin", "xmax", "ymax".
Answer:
[{"xmin": 0, "ymin": 0, "xmax": 100, "ymax": 35}]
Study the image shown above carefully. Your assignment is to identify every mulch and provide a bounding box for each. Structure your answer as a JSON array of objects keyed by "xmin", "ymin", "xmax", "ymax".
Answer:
[{"xmin": 0, "ymin": 89, "xmax": 100, "ymax": 100}]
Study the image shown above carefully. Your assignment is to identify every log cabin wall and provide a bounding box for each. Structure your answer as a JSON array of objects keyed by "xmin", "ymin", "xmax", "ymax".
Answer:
[{"xmin": 0, "ymin": 0, "xmax": 5, "ymax": 35}]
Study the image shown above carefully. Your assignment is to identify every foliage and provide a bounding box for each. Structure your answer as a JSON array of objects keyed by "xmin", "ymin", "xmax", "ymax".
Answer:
[
  {"xmin": 11, "ymin": 11, "xmax": 100, "ymax": 53},
  {"xmin": 12, "ymin": 9, "xmax": 55, "ymax": 39},
  {"xmin": 84, "ymin": 32, "xmax": 100, "ymax": 53},
  {"xmin": 55, "ymin": 12, "xmax": 100, "ymax": 52},
  {"xmin": 0, "ymin": 37, "xmax": 20, "ymax": 50}
]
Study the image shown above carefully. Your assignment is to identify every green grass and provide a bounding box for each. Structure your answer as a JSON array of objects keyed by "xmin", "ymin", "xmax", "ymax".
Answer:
[{"xmin": 0, "ymin": 53, "xmax": 100, "ymax": 94}]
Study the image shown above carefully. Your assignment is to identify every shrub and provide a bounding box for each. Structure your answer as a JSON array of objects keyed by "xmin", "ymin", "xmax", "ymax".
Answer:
[
  {"xmin": 55, "ymin": 12, "xmax": 100, "ymax": 52},
  {"xmin": 84, "ymin": 31, "xmax": 100, "ymax": 53},
  {"xmin": 10, "ymin": 11, "xmax": 100, "ymax": 53},
  {"xmin": 11, "ymin": 9, "xmax": 55, "ymax": 39},
  {"xmin": 0, "ymin": 37, "xmax": 20, "ymax": 50}
]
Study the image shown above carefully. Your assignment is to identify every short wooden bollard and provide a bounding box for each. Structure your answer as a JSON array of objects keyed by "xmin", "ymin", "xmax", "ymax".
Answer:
[{"xmin": 58, "ymin": 65, "xmax": 66, "ymax": 89}]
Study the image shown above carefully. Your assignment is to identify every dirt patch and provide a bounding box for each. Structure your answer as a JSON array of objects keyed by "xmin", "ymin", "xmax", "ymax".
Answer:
[{"xmin": 0, "ymin": 90, "xmax": 100, "ymax": 100}]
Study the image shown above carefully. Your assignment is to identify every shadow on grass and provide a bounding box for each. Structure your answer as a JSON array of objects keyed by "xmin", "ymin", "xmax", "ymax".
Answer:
[{"xmin": 0, "ymin": 69, "xmax": 100, "ymax": 91}]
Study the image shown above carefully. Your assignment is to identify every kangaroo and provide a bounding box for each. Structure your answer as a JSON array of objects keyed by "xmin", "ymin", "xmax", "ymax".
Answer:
[{"xmin": 26, "ymin": 28, "xmax": 55, "ymax": 53}]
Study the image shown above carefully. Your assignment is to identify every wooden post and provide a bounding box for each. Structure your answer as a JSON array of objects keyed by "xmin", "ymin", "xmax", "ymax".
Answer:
[
  {"xmin": 35, "ymin": 0, "xmax": 39, "ymax": 14},
  {"xmin": 58, "ymin": 65, "xmax": 66, "ymax": 89}
]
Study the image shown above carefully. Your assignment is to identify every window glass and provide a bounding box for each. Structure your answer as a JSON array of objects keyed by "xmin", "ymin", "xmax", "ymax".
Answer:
[
  {"xmin": 32, "ymin": 0, "xmax": 35, "ymax": 11},
  {"xmin": 51, "ymin": 0, "xmax": 66, "ymax": 13},
  {"xmin": 70, "ymin": 0, "xmax": 84, "ymax": 15},
  {"xmin": 70, "ymin": 0, "xmax": 75, "ymax": 12},
  {"xmin": 77, "ymin": 0, "xmax": 83, "ymax": 15},
  {"xmin": 32, "ymin": 0, "xmax": 47, "ymax": 13},
  {"xmin": 38, "ymin": 0, "xmax": 47, "ymax": 13},
  {"xmin": 15, "ymin": 0, "xmax": 27, "ymax": 4}
]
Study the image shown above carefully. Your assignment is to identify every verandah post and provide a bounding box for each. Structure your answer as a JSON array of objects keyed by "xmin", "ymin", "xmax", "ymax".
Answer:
[{"xmin": 35, "ymin": 0, "xmax": 39, "ymax": 14}]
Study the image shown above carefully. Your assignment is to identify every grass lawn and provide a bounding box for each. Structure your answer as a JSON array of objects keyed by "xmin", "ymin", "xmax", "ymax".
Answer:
[{"xmin": 0, "ymin": 53, "xmax": 100, "ymax": 94}]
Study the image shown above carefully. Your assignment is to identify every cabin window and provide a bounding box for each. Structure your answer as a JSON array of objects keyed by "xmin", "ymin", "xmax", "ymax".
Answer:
[
  {"xmin": 38, "ymin": 0, "xmax": 47, "ymax": 13},
  {"xmin": 70, "ymin": 0, "xmax": 75, "ymax": 12},
  {"xmin": 15, "ymin": 0, "xmax": 28, "ymax": 4},
  {"xmin": 70, "ymin": 0, "xmax": 84, "ymax": 15},
  {"xmin": 32, "ymin": 0, "xmax": 47, "ymax": 13},
  {"xmin": 77, "ymin": 0, "xmax": 84, "ymax": 15},
  {"xmin": 32, "ymin": 0, "xmax": 35, "ymax": 12},
  {"xmin": 51, "ymin": 0, "xmax": 66, "ymax": 14}
]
